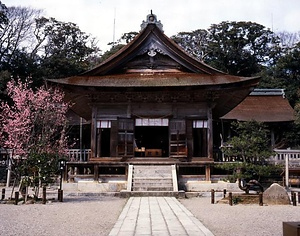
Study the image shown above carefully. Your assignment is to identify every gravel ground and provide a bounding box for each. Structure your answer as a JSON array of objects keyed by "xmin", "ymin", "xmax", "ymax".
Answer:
[
  {"xmin": 1, "ymin": 194, "xmax": 300, "ymax": 236},
  {"xmin": 180, "ymin": 196, "xmax": 300, "ymax": 236},
  {"xmin": 0, "ymin": 196, "xmax": 127, "ymax": 236}
]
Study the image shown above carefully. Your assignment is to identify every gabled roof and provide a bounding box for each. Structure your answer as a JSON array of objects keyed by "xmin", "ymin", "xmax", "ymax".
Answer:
[
  {"xmin": 82, "ymin": 22, "xmax": 224, "ymax": 76},
  {"xmin": 49, "ymin": 16, "xmax": 259, "ymax": 87},
  {"xmin": 221, "ymin": 89, "xmax": 295, "ymax": 122},
  {"xmin": 47, "ymin": 13, "xmax": 260, "ymax": 120}
]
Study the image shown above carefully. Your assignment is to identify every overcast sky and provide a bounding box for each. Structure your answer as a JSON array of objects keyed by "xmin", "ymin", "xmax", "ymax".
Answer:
[{"xmin": 7, "ymin": 0, "xmax": 300, "ymax": 51}]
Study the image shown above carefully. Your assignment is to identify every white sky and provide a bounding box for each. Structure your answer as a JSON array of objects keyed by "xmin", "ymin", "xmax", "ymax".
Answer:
[{"xmin": 7, "ymin": 0, "xmax": 300, "ymax": 51}]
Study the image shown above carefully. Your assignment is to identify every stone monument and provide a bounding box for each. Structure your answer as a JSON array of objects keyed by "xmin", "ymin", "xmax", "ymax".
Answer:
[{"xmin": 263, "ymin": 183, "xmax": 290, "ymax": 205}]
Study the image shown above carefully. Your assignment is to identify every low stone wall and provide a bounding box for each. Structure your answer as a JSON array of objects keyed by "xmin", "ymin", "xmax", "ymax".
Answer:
[
  {"xmin": 63, "ymin": 181, "xmax": 127, "ymax": 193},
  {"xmin": 183, "ymin": 180, "xmax": 241, "ymax": 192},
  {"xmin": 63, "ymin": 179, "xmax": 240, "ymax": 193},
  {"xmin": 179, "ymin": 175, "xmax": 241, "ymax": 192}
]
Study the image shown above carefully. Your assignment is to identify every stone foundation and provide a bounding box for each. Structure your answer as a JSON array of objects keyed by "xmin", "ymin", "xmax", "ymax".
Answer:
[
  {"xmin": 63, "ymin": 181, "xmax": 127, "ymax": 193},
  {"xmin": 63, "ymin": 179, "xmax": 240, "ymax": 193},
  {"xmin": 182, "ymin": 180, "xmax": 241, "ymax": 192}
]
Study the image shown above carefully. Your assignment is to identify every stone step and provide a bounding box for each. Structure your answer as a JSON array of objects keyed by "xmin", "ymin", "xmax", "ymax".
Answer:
[
  {"xmin": 133, "ymin": 170, "xmax": 172, "ymax": 177},
  {"xmin": 120, "ymin": 190, "xmax": 185, "ymax": 198},
  {"xmin": 133, "ymin": 169, "xmax": 172, "ymax": 173},
  {"xmin": 133, "ymin": 165, "xmax": 172, "ymax": 169},
  {"xmin": 133, "ymin": 181, "xmax": 173, "ymax": 187},
  {"xmin": 133, "ymin": 167, "xmax": 172, "ymax": 173},
  {"xmin": 132, "ymin": 177, "xmax": 172, "ymax": 183},
  {"xmin": 133, "ymin": 182, "xmax": 173, "ymax": 187},
  {"xmin": 129, "ymin": 164, "xmax": 176, "ymax": 192},
  {"xmin": 133, "ymin": 168, "xmax": 172, "ymax": 172},
  {"xmin": 132, "ymin": 176, "xmax": 172, "ymax": 180},
  {"xmin": 132, "ymin": 186, "xmax": 174, "ymax": 191},
  {"xmin": 133, "ymin": 174, "xmax": 172, "ymax": 179},
  {"xmin": 132, "ymin": 186, "xmax": 173, "ymax": 191}
]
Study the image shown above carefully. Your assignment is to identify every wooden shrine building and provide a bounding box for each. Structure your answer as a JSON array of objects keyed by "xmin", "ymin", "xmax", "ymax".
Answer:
[
  {"xmin": 48, "ymin": 13, "xmax": 260, "ymax": 188},
  {"xmin": 221, "ymin": 88, "xmax": 295, "ymax": 148}
]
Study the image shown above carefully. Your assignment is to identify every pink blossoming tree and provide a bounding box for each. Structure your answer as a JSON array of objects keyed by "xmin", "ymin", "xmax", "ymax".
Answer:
[{"xmin": 0, "ymin": 78, "xmax": 70, "ymax": 199}]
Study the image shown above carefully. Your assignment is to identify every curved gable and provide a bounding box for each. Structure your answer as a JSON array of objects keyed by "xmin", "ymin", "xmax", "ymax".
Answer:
[{"xmin": 83, "ymin": 21, "xmax": 224, "ymax": 76}]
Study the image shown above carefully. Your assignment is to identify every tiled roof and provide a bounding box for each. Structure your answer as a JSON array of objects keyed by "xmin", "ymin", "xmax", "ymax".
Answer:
[{"xmin": 221, "ymin": 94, "xmax": 295, "ymax": 122}]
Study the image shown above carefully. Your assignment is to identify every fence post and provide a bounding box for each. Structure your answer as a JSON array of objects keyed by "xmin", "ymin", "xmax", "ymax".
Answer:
[
  {"xmin": 14, "ymin": 191, "xmax": 19, "ymax": 205},
  {"xmin": 58, "ymin": 189, "xmax": 61, "ymax": 201},
  {"xmin": 59, "ymin": 190, "xmax": 63, "ymax": 202},
  {"xmin": 1, "ymin": 188, "xmax": 5, "ymax": 200},
  {"xmin": 211, "ymin": 189, "xmax": 215, "ymax": 204},
  {"xmin": 259, "ymin": 192, "xmax": 263, "ymax": 206},
  {"xmin": 223, "ymin": 189, "xmax": 227, "ymax": 198},
  {"xmin": 229, "ymin": 192, "xmax": 233, "ymax": 206},
  {"xmin": 292, "ymin": 192, "xmax": 297, "ymax": 206},
  {"xmin": 42, "ymin": 187, "xmax": 46, "ymax": 204}
]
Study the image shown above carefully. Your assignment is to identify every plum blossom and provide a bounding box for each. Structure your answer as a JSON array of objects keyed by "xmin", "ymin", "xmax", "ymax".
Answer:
[{"xmin": 0, "ymin": 78, "xmax": 70, "ymax": 158}]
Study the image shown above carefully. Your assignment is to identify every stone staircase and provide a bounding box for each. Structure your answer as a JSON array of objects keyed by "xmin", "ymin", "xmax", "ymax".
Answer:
[
  {"xmin": 132, "ymin": 165, "xmax": 174, "ymax": 191},
  {"xmin": 121, "ymin": 164, "xmax": 181, "ymax": 197}
]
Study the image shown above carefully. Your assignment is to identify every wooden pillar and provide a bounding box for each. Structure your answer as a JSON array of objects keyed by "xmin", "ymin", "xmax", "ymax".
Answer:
[
  {"xmin": 207, "ymin": 106, "xmax": 213, "ymax": 159},
  {"xmin": 110, "ymin": 120, "xmax": 118, "ymax": 157},
  {"xmin": 205, "ymin": 165, "xmax": 211, "ymax": 181},
  {"xmin": 186, "ymin": 119, "xmax": 193, "ymax": 161},
  {"xmin": 91, "ymin": 107, "xmax": 97, "ymax": 158}
]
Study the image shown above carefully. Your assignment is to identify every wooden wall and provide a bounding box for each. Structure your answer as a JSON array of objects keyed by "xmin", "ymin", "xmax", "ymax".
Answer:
[
  {"xmin": 91, "ymin": 102, "xmax": 211, "ymax": 159},
  {"xmin": 95, "ymin": 102, "xmax": 208, "ymax": 119}
]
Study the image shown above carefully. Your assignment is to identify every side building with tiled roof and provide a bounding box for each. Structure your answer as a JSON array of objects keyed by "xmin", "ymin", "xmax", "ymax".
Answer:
[{"xmin": 221, "ymin": 88, "xmax": 295, "ymax": 149}]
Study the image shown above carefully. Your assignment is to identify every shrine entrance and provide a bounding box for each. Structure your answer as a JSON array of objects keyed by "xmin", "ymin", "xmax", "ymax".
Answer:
[{"xmin": 134, "ymin": 119, "xmax": 169, "ymax": 157}]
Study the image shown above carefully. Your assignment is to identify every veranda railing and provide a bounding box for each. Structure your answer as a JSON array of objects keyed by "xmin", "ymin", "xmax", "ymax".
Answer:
[
  {"xmin": 268, "ymin": 149, "xmax": 300, "ymax": 167},
  {"xmin": 2, "ymin": 148, "xmax": 300, "ymax": 164}
]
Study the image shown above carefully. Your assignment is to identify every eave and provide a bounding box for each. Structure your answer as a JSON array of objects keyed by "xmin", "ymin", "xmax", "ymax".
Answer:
[
  {"xmin": 48, "ymin": 74, "xmax": 259, "ymax": 88},
  {"xmin": 48, "ymin": 75, "xmax": 259, "ymax": 121}
]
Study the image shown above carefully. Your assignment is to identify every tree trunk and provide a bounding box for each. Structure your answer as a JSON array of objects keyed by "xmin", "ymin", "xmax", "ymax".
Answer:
[{"xmin": 238, "ymin": 178, "xmax": 249, "ymax": 194}]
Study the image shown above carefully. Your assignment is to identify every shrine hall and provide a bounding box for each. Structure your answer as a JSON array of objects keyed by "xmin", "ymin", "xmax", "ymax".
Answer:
[{"xmin": 48, "ymin": 13, "xmax": 265, "ymax": 193}]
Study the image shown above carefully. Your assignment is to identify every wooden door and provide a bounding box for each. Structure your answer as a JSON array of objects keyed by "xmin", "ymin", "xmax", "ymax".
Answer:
[
  {"xmin": 117, "ymin": 118, "xmax": 134, "ymax": 157},
  {"xmin": 169, "ymin": 119, "xmax": 187, "ymax": 158}
]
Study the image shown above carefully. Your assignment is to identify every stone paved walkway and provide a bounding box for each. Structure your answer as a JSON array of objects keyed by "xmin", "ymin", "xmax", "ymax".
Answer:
[{"xmin": 109, "ymin": 197, "xmax": 214, "ymax": 236}]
